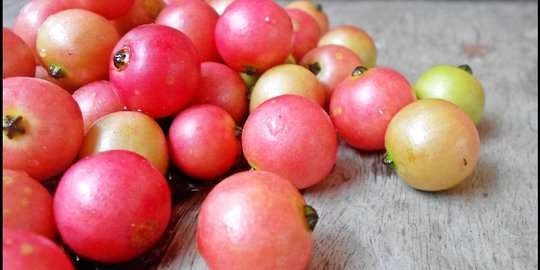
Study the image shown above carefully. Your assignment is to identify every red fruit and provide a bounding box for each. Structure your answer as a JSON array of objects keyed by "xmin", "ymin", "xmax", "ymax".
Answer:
[
  {"xmin": 192, "ymin": 62, "xmax": 248, "ymax": 123},
  {"xmin": 13, "ymin": 0, "xmax": 66, "ymax": 60},
  {"xmin": 3, "ymin": 77, "xmax": 84, "ymax": 181},
  {"xmin": 3, "ymin": 169, "xmax": 56, "ymax": 239},
  {"xmin": 286, "ymin": 8, "xmax": 321, "ymax": 62},
  {"xmin": 330, "ymin": 66, "xmax": 416, "ymax": 150},
  {"xmin": 113, "ymin": 0, "xmax": 166, "ymax": 35},
  {"xmin": 60, "ymin": 0, "xmax": 134, "ymax": 19},
  {"xmin": 205, "ymin": 0, "xmax": 234, "ymax": 15},
  {"xmin": 110, "ymin": 24, "xmax": 200, "ymax": 118},
  {"xmin": 318, "ymin": 25, "xmax": 377, "ymax": 68},
  {"xmin": 156, "ymin": 0, "xmax": 219, "ymax": 62},
  {"xmin": 54, "ymin": 150, "xmax": 171, "ymax": 263},
  {"xmin": 3, "ymin": 229, "xmax": 74, "ymax": 270},
  {"xmin": 215, "ymin": 0, "xmax": 293, "ymax": 74},
  {"xmin": 72, "ymin": 80, "xmax": 125, "ymax": 133},
  {"xmin": 169, "ymin": 105, "xmax": 240, "ymax": 180},
  {"xmin": 242, "ymin": 95, "xmax": 337, "ymax": 189},
  {"xmin": 300, "ymin": 45, "xmax": 363, "ymax": 97},
  {"xmin": 287, "ymin": 0, "xmax": 329, "ymax": 33},
  {"xmin": 197, "ymin": 170, "xmax": 317, "ymax": 270},
  {"xmin": 3, "ymin": 28, "xmax": 35, "ymax": 78}
]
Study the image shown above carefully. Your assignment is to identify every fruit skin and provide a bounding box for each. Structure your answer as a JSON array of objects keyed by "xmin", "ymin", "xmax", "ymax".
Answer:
[
  {"xmin": 72, "ymin": 80, "xmax": 125, "ymax": 133},
  {"xmin": 318, "ymin": 25, "xmax": 377, "ymax": 68},
  {"xmin": 385, "ymin": 99, "xmax": 480, "ymax": 191},
  {"xmin": 110, "ymin": 24, "xmax": 200, "ymax": 118},
  {"xmin": 60, "ymin": 0, "xmax": 135, "ymax": 19},
  {"xmin": 79, "ymin": 111, "xmax": 169, "ymax": 174},
  {"xmin": 215, "ymin": 0, "xmax": 293, "ymax": 74},
  {"xmin": 330, "ymin": 67, "xmax": 415, "ymax": 151},
  {"xmin": 414, "ymin": 64, "xmax": 485, "ymax": 124},
  {"xmin": 197, "ymin": 170, "xmax": 313, "ymax": 270},
  {"xmin": 3, "ymin": 229, "xmax": 74, "ymax": 270},
  {"xmin": 243, "ymin": 95, "xmax": 337, "ymax": 189},
  {"xmin": 300, "ymin": 44, "xmax": 363, "ymax": 97},
  {"xmin": 54, "ymin": 150, "xmax": 171, "ymax": 263},
  {"xmin": 192, "ymin": 62, "xmax": 248, "ymax": 124},
  {"xmin": 3, "ymin": 77, "xmax": 84, "ymax": 181},
  {"xmin": 287, "ymin": 0, "xmax": 329, "ymax": 33},
  {"xmin": 286, "ymin": 8, "xmax": 321, "ymax": 62},
  {"xmin": 3, "ymin": 169, "xmax": 56, "ymax": 239},
  {"xmin": 3, "ymin": 28, "xmax": 35, "ymax": 78},
  {"xmin": 113, "ymin": 0, "xmax": 166, "ymax": 35},
  {"xmin": 205, "ymin": 0, "xmax": 234, "ymax": 15},
  {"xmin": 169, "ymin": 105, "xmax": 241, "ymax": 180},
  {"xmin": 36, "ymin": 9, "xmax": 120, "ymax": 91},
  {"xmin": 250, "ymin": 64, "xmax": 326, "ymax": 112},
  {"xmin": 156, "ymin": 0, "xmax": 219, "ymax": 62}
]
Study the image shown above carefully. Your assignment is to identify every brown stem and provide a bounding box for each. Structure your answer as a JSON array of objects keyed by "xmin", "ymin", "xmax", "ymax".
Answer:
[
  {"xmin": 3, "ymin": 115, "xmax": 25, "ymax": 139},
  {"xmin": 352, "ymin": 66, "xmax": 368, "ymax": 77},
  {"xmin": 304, "ymin": 205, "xmax": 319, "ymax": 231}
]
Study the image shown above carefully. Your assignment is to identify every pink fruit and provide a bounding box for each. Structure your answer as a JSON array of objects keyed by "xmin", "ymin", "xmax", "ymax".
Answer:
[
  {"xmin": 60, "ymin": 0, "xmax": 135, "ymax": 19},
  {"xmin": 110, "ymin": 24, "xmax": 200, "ymax": 118},
  {"xmin": 318, "ymin": 25, "xmax": 377, "ymax": 68},
  {"xmin": 242, "ymin": 95, "xmax": 337, "ymax": 189},
  {"xmin": 205, "ymin": 0, "xmax": 234, "ymax": 15},
  {"xmin": 54, "ymin": 150, "xmax": 171, "ymax": 263},
  {"xmin": 287, "ymin": 0, "xmax": 329, "ymax": 34},
  {"xmin": 286, "ymin": 8, "xmax": 321, "ymax": 62},
  {"xmin": 330, "ymin": 66, "xmax": 416, "ymax": 150},
  {"xmin": 3, "ymin": 28, "xmax": 35, "ymax": 78},
  {"xmin": 197, "ymin": 170, "xmax": 317, "ymax": 270}
]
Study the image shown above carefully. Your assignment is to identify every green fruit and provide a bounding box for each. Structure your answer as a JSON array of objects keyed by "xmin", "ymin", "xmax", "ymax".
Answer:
[{"xmin": 414, "ymin": 64, "xmax": 485, "ymax": 124}]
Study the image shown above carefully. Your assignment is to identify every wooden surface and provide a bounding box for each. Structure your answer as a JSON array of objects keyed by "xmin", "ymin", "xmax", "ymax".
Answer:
[{"xmin": 3, "ymin": 1, "xmax": 538, "ymax": 270}]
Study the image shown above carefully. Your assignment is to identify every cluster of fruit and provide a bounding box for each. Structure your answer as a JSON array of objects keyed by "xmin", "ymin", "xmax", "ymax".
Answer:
[{"xmin": 3, "ymin": 0, "xmax": 486, "ymax": 269}]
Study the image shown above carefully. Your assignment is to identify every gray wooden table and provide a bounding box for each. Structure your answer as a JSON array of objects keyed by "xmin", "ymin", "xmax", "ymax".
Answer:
[{"xmin": 4, "ymin": 1, "xmax": 538, "ymax": 269}]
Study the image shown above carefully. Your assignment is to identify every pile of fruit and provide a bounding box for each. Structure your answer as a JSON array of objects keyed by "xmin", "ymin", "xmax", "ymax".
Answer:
[{"xmin": 3, "ymin": 0, "xmax": 486, "ymax": 269}]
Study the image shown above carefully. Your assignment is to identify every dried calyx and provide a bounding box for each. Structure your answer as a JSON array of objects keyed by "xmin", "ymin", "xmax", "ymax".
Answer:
[
  {"xmin": 242, "ymin": 65, "xmax": 258, "ymax": 76},
  {"xmin": 382, "ymin": 152, "xmax": 395, "ymax": 169},
  {"xmin": 308, "ymin": 62, "xmax": 322, "ymax": 76},
  {"xmin": 304, "ymin": 205, "xmax": 319, "ymax": 231},
  {"xmin": 352, "ymin": 66, "xmax": 368, "ymax": 77},
  {"xmin": 49, "ymin": 64, "xmax": 66, "ymax": 79},
  {"xmin": 113, "ymin": 47, "xmax": 131, "ymax": 71},
  {"xmin": 458, "ymin": 64, "xmax": 473, "ymax": 74},
  {"xmin": 3, "ymin": 115, "xmax": 25, "ymax": 139}
]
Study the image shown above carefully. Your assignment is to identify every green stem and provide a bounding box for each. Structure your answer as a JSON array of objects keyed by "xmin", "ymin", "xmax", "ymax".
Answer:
[{"xmin": 458, "ymin": 64, "xmax": 473, "ymax": 74}]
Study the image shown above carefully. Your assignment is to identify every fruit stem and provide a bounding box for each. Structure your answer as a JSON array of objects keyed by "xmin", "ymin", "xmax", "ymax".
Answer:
[
  {"xmin": 3, "ymin": 115, "xmax": 25, "ymax": 139},
  {"xmin": 235, "ymin": 126, "xmax": 243, "ymax": 138},
  {"xmin": 458, "ymin": 64, "xmax": 473, "ymax": 74},
  {"xmin": 113, "ymin": 47, "xmax": 131, "ymax": 71},
  {"xmin": 352, "ymin": 66, "xmax": 368, "ymax": 77},
  {"xmin": 316, "ymin": 3, "xmax": 323, "ymax": 12},
  {"xmin": 242, "ymin": 65, "xmax": 258, "ymax": 76},
  {"xmin": 382, "ymin": 152, "xmax": 396, "ymax": 170},
  {"xmin": 49, "ymin": 64, "xmax": 66, "ymax": 79},
  {"xmin": 304, "ymin": 205, "xmax": 319, "ymax": 231},
  {"xmin": 308, "ymin": 62, "xmax": 322, "ymax": 76}
]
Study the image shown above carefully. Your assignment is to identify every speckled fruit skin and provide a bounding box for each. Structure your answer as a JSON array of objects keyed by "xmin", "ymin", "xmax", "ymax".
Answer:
[
  {"xmin": 286, "ymin": 8, "xmax": 321, "ymax": 62},
  {"xmin": 3, "ymin": 169, "xmax": 56, "ymax": 239},
  {"xmin": 3, "ymin": 28, "xmax": 35, "ymax": 78},
  {"xmin": 109, "ymin": 24, "xmax": 200, "ymax": 118},
  {"xmin": 72, "ymin": 80, "xmax": 125, "ymax": 133},
  {"xmin": 215, "ymin": 0, "xmax": 293, "ymax": 74},
  {"xmin": 330, "ymin": 67, "xmax": 415, "ymax": 151},
  {"xmin": 156, "ymin": 0, "xmax": 219, "ymax": 62},
  {"xmin": 205, "ymin": 0, "xmax": 234, "ymax": 15},
  {"xmin": 243, "ymin": 95, "xmax": 337, "ymax": 189},
  {"xmin": 169, "ymin": 105, "xmax": 241, "ymax": 180},
  {"xmin": 3, "ymin": 77, "xmax": 84, "ymax": 181},
  {"xmin": 385, "ymin": 99, "xmax": 481, "ymax": 191},
  {"xmin": 197, "ymin": 170, "xmax": 313, "ymax": 270},
  {"xmin": 113, "ymin": 0, "xmax": 165, "ymax": 35},
  {"xmin": 36, "ymin": 9, "xmax": 120, "ymax": 91},
  {"xmin": 54, "ymin": 150, "xmax": 171, "ymax": 263},
  {"xmin": 79, "ymin": 111, "xmax": 169, "ymax": 174},
  {"xmin": 414, "ymin": 65, "xmax": 485, "ymax": 124},
  {"xmin": 287, "ymin": 0, "xmax": 329, "ymax": 33},
  {"xmin": 192, "ymin": 62, "xmax": 248, "ymax": 124},
  {"xmin": 60, "ymin": 0, "xmax": 134, "ymax": 19},
  {"xmin": 250, "ymin": 64, "xmax": 326, "ymax": 112},
  {"xmin": 3, "ymin": 229, "xmax": 74, "ymax": 270},
  {"xmin": 300, "ymin": 45, "xmax": 363, "ymax": 97},
  {"xmin": 318, "ymin": 25, "xmax": 377, "ymax": 68}
]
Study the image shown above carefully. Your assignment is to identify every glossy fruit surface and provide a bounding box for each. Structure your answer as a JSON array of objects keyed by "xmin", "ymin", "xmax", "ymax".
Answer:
[
  {"xmin": 3, "ymin": 169, "xmax": 56, "ymax": 239},
  {"xmin": 205, "ymin": 0, "xmax": 234, "ymax": 14},
  {"xmin": 169, "ymin": 105, "xmax": 240, "ymax": 180},
  {"xmin": 113, "ymin": 0, "xmax": 165, "ymax": 35},
  {"xmin": 414, "ymin": 64, "xmax": 485, "ymax": 124},
  {"xmin": 60, "ymin": 0, "xmax": 134, "ymax": 19},
  {"xmin": 72, "ymin": 80, "xmax": 125, "ymax": 133},
  {"xmin": 3, "ymin": 77, "xmax": 84, "ymax": 181},
  {"xmin": 36, "ymin": 9, "xmax": 120, "ymax": 90},
  {"xmin": 287, "ymin": 0, "xmax": 329, "ymax": 33},
  {"xmin": 318, "ymin": 25, "xmax": 377, "ymax": 68},
  {"xmin": 192, "ymin": 62, "xmax": 248, "ymax": 123},
  {"xmin": 215, "ymin": 0, "xmax": 293, "ymax": 74},
  {"xmin": 3, "ymin": 229, "xmax": 74, "ymax": 270},
  {"xmin": 197, "ymin": 170, "xmax": 316, "ymax": 270},
  {"xmin": 250, "ymin": 64, "xmax": 326, "ymax": 112},
  {"xmin": 156, "ymin": 0, "xmax": 219, "ymax": 61},
  {"xmin": 330, "ymin": 67, "xmax": 415, "ymax": 150},
  {"xmin": 54, "ymin": 150, "xmax": 171, "ymax": 263},
  {"xmin": 80, "ymin": 111, "xmax": 169, "ymax": 174},
  {"xmin": 243, "ymin": 95, "xmax": 337, "ymax": 189},
  {"xmin": 3, "ymin": 28, "xmax": 35, "ymax": 78},
  {"xmin": 110, "ymin": 24, "xmax": 200, "ymax": 118},
  {"xmin": 300, "ymin": 44, "xmax": 362, "ymax": 97},
  {"xmin": 286, "ymin": 8, "xmax": 321, "ymax": 62},
  {"xmin": 385, "ymin": 99, "xmax": 480, "ymax": 191}
]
